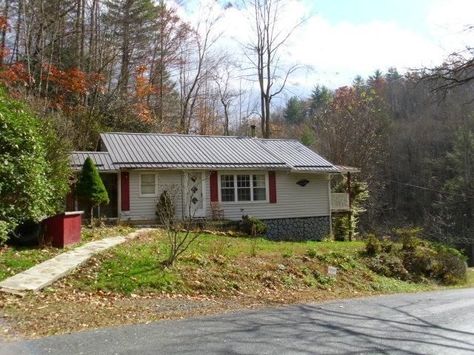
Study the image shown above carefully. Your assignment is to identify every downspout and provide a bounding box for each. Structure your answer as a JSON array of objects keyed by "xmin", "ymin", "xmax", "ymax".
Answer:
[
  {"xmin": 180, "ymin": 171, "xmax": 185, "ymax": 220},
  {"xmin": 117, "ymin": 170, "xmax": 121, "ymax": 222},
  {"xmin": 328, "ymin": 174, "xmax": 333, "ymax": 238},
  {"xmin": 347, "ymin": 172, "xmax": 353, "ymax": 242}
]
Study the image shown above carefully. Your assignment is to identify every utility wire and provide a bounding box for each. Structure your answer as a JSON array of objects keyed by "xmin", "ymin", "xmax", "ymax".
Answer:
[{"xmin": 387, "ymin": 179, "xmax": 474, "ymax": 200}]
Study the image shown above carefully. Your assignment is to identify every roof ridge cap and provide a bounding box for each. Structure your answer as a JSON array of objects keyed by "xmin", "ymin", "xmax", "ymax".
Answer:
[
  {"xmin": 101, "ymin": 132, "xmax": 300, "ymax": 141},
  {"xmin": 101, "ymin": 132, "xmax": 254, "ymax": 139}
]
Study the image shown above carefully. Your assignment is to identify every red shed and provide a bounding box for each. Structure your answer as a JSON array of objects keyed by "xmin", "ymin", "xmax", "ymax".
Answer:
[{"xmin": 43, "ymin": 211, "xmax": 83, "ymax": 248}]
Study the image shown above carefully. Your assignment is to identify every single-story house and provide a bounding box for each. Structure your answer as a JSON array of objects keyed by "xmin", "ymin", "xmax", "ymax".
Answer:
[{"xmin": 69, "ymin": 132, "xmax": 356, "ymax": 240}]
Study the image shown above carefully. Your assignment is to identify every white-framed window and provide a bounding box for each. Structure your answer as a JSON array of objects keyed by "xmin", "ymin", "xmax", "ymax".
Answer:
[
  {"xmin": 220, "ymin": 174, "xmax": 235, "ymax": 202},
  {"xmin": 219, "ymin": 173, "xmax": 268, "ymax": 203},
  {"xmin": 252, "ymin": 174, "xmax": 267, "ymax": 201},
  {"xmin": 139, "ymin": 173, "xmax": 157, "ymax": 197}
]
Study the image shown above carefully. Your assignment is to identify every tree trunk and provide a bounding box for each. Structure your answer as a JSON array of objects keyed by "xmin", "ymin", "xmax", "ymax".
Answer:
[
  {"xmin": 90, "ymin": 205, "xmax": 94, "ymax": 227},
  {"xmin": 0, "ymin": 0, "xmax": 10, "ymax": 66}
]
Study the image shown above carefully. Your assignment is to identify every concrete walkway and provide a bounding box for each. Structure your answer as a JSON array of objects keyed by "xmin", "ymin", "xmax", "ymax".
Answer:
[{"xmin": 0, "ymin": 228, "xmax": 153, "ymax": 294}]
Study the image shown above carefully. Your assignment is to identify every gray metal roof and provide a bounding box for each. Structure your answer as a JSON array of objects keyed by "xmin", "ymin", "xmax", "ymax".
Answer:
[
  {"xmin": 257, "ymin": 139, "xmax": 339, "ymax": 172},
  {"xmin": 70, "ymin": 152, "xmax": 115, "ymax": 172},
  {"xmin": 70, "ymin": 132, "xmax": 341, "ymax": 173},
  {"xmin": 100, "ymin": 132, "xmax": 286, "ymax": 169}
]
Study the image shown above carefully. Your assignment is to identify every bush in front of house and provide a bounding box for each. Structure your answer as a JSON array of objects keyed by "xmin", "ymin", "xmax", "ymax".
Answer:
[
  {"xmin": 156, "ymin": 190, "xmax": 175, "ymax": 226},
  {"xmin": 0, "ymin": 90, "xmax": 70, "ymax": 244},
  {"xmin": 0, "ymin": 221, "xmax": 9, "ymax": 245},
  {"xmin": 363, "ymin": 228, "xmax": 467, "ymax": 285},
  {"xmin": 76, "ymin": 157, "xmax": 109, "ymax": 225},
  {"xmin": 240, "ymin": 215, "xmax": 267, "ymax": 236}
]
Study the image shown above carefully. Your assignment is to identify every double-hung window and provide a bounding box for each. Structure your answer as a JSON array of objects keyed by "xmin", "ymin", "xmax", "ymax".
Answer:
[
  {"xmin": 237, "ymin": 175, "xmax": 251, "ymax": 201},
  {"xmin": 140, "ymin": 173, "xmax": 157, "ymax": 197},
  {"xmin": 220, "ymin": 173, "xmax": 267, "ymax": 202},
  {"xmin": 220, "ymin": 174, "xmax": 235, "ymax": 202},
  {"xmin": 252, "ymin": 174, "xmax": 266, "ymax": 201}
]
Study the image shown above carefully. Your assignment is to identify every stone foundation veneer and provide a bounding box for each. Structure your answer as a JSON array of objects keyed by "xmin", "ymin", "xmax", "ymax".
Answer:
[{"xmin": 263, "ymin": 216, "xmax": 331, "ymax": 241}]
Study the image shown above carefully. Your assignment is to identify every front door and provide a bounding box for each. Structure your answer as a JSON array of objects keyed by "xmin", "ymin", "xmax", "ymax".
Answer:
[{"xmin": 185, "ymin": 172, "xmax": 206, "ymax": 218}]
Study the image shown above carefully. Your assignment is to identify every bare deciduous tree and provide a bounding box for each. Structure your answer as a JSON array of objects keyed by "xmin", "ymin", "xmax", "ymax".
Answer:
[
  {"xmin": 177, "ymin": 8, "xmax": 220, "ymax": 133},
  {"xmin": 214, "ymin": 55, "xmax": 239, "ymax": 135},
  {"xmin": 156, "ymin": 176, "xmax": 206, "ymax": 266},
  {"xmin": 244, "ymin": 0, "xmax": 303, "ymax": 138}
]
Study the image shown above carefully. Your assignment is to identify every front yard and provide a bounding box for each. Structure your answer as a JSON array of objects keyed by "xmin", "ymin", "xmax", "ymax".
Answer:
[
  {"xmin": 3, "ymin": 228, "xmax": 471, "ymax": 339},
  {"xmin": 0, "ymin": 226, "xmax": 133, "ymax": 282}
]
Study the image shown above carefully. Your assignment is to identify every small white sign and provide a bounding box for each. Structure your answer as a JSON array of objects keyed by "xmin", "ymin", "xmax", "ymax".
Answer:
[{"xmin": 327, "ymin": 266, "xmax": 338, "ymax": 277}]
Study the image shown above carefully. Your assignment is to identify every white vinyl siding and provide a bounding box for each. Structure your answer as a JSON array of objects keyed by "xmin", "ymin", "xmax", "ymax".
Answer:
[
  {"xmin": 120, "ymin": 170, "xmax": 330, "ymax": 222},
  {"xmin": 121, "ymin": 170, "xmax": 183, "ymax": 221},
  {"xmin": 207, "ymin": 171, "xmax": 330, "ymax": 220}
]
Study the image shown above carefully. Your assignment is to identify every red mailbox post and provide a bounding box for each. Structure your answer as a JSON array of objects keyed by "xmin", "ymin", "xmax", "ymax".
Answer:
[{"xmin": 43, "ymin": 211, "xmax": 83, "ymax": 248}]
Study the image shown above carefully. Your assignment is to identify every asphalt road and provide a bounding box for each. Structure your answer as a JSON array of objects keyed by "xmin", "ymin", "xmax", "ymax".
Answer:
[{"xmin": 2, "ymin": 288, "xmax": 474, "ymax": 355}]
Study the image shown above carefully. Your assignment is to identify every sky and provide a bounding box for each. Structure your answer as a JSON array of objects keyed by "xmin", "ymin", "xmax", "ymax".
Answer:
[{"xmin": 176, "ymin": 0, "xmax": 474, "ymax": 98}]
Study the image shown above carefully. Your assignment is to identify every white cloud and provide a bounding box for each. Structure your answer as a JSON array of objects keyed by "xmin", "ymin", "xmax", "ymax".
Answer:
[
  {"xmin": 288, "ymin": 17, "xmax": 445, "ymax": 90},
  {"xmin": 173, "ymin": 0, "xmax": 473, "ymax": 92},
  {"xmin": 426, "ymin": 0, "xmax": 474, "ymax": 52}
]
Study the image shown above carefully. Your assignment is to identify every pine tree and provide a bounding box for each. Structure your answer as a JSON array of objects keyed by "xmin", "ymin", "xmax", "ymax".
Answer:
[
  {"xmin": 283, "ymin": 96, "xmax": 306, "ymax": 124},
  {"xmin": 309, "ymin": 85, "xmax": 332, "ymax": 117},
  {"xmin": 76, "ymin": 157, "xmax": 109, "ymax": 224},
  {"xmin": 103, "ymin": 0, "xmax": 157, "ymax": 93}
]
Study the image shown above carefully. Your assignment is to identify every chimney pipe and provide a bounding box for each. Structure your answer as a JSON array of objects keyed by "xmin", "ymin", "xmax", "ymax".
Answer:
[{"xmin": 250, "ymin": 124, "xmax": 256, "ymax": 138}]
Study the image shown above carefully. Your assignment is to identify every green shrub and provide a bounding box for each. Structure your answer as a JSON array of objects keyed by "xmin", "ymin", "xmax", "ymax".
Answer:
[
  {"xmin": 312, "ymin": 270, "xmax": 333, "ymax": 285},
  {"xmin": 240, "ymin": 215, "xmax": 267, "ymax": 236},
  {"xmin": 365, "ymin": 234, "xmax": 382, "ymax": 256},
  {"xmin": 402, "ymin": 246, "xmax": 436, "ymax": 280},
  {"xmin": 364, "ymin": 229, "xmax": 467, "ymax": 285},
  {"xmin": 0, "ymin": 221, "xmax": 9, "ymax": 245},
  {"xmin": 395, "ymin": 227, "xmax": 422, "ymax": 251},
  {"xmin": 365, "ymin": 253, "xmax": 409, "ymax": 280},
  {"xmin": 380, "ymin": 238, "xmax": 394, "ymax": 253},
  {"xmin": 332, "ymin": 215, "xmax": 350, "ymax": 241},
  {"xmin": 76, "ymin": 157, "xmax": 109, "ymax": 223},
  {"xmin": 0, "ymin": 90, "xmax": 70, "ymax": 244},
  {"xmin": 431, "ymin": 245, "xmax": 467, "ymax": 285}
]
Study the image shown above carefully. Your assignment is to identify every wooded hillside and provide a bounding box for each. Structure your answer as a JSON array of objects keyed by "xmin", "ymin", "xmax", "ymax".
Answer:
[{"xmin": 0, "ymin": 0, "xmax": 472, "ymax": 244}]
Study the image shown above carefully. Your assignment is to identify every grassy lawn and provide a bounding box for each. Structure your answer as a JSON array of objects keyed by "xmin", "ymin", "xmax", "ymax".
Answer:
[
  {"xmin": 0, "ymin": 225, "xmax": 133, "ymax": 282},
  {"xmin": 0, "ymin": 246, "xmax": 60, "ymax": 282},
  {"xmin": 68, "ymin": 231, "xmax": 434, "ymax": 297},
  {"xmin": 1, "ymin": 229, "xmax": 472, "ymax": 339}
]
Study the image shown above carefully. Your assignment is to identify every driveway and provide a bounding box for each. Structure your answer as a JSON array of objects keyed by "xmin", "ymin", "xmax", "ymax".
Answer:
[{"xmin": 2, "ymin": 288, "xmax": 474, "ymax": 354}]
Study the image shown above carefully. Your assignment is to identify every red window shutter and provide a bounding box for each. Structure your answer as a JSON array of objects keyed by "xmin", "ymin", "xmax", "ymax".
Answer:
[
  {"xmin": 121, "ymin": 171, "xmax": 130, "ymax": 211},
  {"xmin": 210, "ymin": 171, "xmax": 218, "ymax": 202},
  {"xmin": 269, "ymin": 171, "xmax": 277, "ymax": 203}
]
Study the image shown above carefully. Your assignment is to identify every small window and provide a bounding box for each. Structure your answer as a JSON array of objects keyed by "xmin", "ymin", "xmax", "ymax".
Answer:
[
  {"xmin": 220, "ymin": 175, "xmax": 235, "ymax": 202},
  {"xmin": 253, "ymin": 174, "xmax": 266, "ymax": 201},
  {"xmin": 140, "ymin": 173, "xmax": 156, "ymax": 196}
]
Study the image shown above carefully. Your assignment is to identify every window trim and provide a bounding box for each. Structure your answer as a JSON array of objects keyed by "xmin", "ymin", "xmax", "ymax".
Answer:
[
  {"xmin": 139, "ymin": 173, "xmax": 158, "ymax": 197},
  {"xmin": 218, "ymin": 172, "xmax": 269, "ymax": 204}
]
